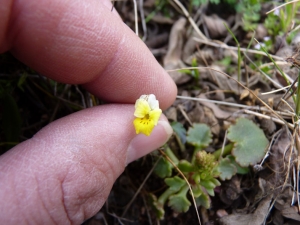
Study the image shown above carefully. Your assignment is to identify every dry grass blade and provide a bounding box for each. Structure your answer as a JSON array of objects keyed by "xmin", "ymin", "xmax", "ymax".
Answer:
[
  {"xmin": 294, "ymin": 125, "xmax": 300, "ymax": 212},
  {"xmin": 133, "ymin": 0, "xmax": 138, "ymax": 36},
  {"xmin": 261, "ymin": 85, "xmax": 291, "ymax": 95},
  {"xmin": 266, "ymin": 0, "xmax": 300, "ymax": 14},
  {"xmin": 172, "ymin": 66, "xmax": 293, "ymax": 130},
  {"xmin": 244, "ymin": 110, "xmax": 292, "ymax": 127},
  {"xmin": 194, "ymin": 38, "xmax": 284, "ymax": 61},
  {"xmin": 172, "ymin": 0, "xmax": 207, "ymax": 41}
]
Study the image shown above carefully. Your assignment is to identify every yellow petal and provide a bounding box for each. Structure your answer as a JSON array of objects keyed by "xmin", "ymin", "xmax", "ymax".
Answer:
[
  {"xmin": 133, "ymin": 117, "xmax": 155, "ymax": 136},
  {"xmin": 134, "ymin": 99, "xmax": 151, "ymax": 118},
  {"xmin": 149, "ymin": 109, "xmax": 162, "ymax": 125}
]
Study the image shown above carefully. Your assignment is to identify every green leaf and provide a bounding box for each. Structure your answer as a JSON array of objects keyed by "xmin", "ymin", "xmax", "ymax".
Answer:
[
  {"xmin": 154, "ymin": 157, "xmax": 173, "ymax": 178},
  {"xmin": 205, "ymin": 188, "xmax": 215, "ymax": 196},
  {"xmin": 196, "ymin": 192, "xmax": 211, "ymax": 209},
  {"xmin": 192, "ymin": 184, "xmax": 203, "ymax": 197},
  {"xmin": 200, "ymin": 180, "xmax": 217, "ymax": 190},
  {"xmin": 187, "ymin": 123, "xmax": 212, "ymax": 148},
  {"xmin": 227, "ymin": 118, "xmax": 269, "ymax": 167},
  {"xmin": 227, "ymin": 155, "xmax": 250, "ymax": 175},
  {"xmin": 191, "ymin": 58, "xmax": 200, "ymax": 81},
  {"xmin": 168, "ymin": 186, "xmax": 191, "ymax": 213},
  {"xmin": 178, "ymin": 160, "xmax": 194, "ymax": 173},
  {"xmin": 165, "ymin": 176, "xmax": 186, "ymax": 191},
  {"xmin": 149, "ymin": 193, "xmax": 165, "ymax": 220},
  {"xmin": 17, "ymin": 74, "xmax": 28, "ymax": 91},
  {"xmin": 210, "ymin": 177, "xmax": 221, "ymax": 186},
  {"xmin": 200, "ymin": 178, "xmax": 220, "ymax": 197},
  {"xmin": 178, "ymin": 69, "xmax": 192, "ymax": 75},
  {"xmin": 171, "ymin": 121, "xmax": 187, "ymax": 145},
  {"xmin": 217, "ymin": 157, "xmax": 237, "ymax": 181}
]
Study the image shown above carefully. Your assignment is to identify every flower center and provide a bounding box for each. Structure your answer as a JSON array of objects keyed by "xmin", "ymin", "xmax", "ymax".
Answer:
[{"xmin": 140, "ymin": 114, "xmax": 150, "ymax": 125}]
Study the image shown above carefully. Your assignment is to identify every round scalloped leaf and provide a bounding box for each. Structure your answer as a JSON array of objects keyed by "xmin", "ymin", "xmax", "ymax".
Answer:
[
  {"xmin": 227, "ymin": 155, "xmax": 250, "ymax": 175},
  {"xmin": 187, "ymin": 123, "xmax": 212, "ymax": 148},
  {"xmin": 217, "ymin": 157, "xmax": 237, "ymax": 181},
  {"xmin": 154, "ymin": 157, "xmax": 173, "ymax": 178},
  {"xmin": 171, "ymin": 121, "xmax": 187, "ymax": 144},
  {"xmin": 227, "ymin": 118, "xmax": 269, "ymax": 167}
]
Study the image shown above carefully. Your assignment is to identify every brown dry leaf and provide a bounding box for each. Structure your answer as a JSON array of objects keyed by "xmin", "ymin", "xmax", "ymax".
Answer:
[
  {"xmin": 187, "ymin": 103, "xmax": 220, "ymax": 135},
  {"xmin": 205, "ymin": 64, "xmax": 239, "ymax": 91},
  {"xmin": 274, "ymin": 38, "xmax": 299, "ymax": 84},
  {"xmin": 182, "ymin": 30, "xmax": 198, "ymax": 63},
  {"xmin": 184, "ymin": 48, "xmax": 215, "ymax": 65},
  {"xmin": 220, "ymin": 178, "xmax": 273, "ymax": 225},
  {"xmin": 147, "ymin": 13, "xmax": 174, "ymax": 24},
  {"xmin": 264, "ymin": 129, "xmax": 292, "ymax": 194},
  {"xmin": 240, "ymin": 89, "xmax": 250, "ymax": 100},
  {"xmin": 281, "ymin": 205, "xmax": 300, "ymax": 221},
  {"xmin": 145, "ymin": 32, "xmax": 169, "ymax": 48},
  {"xmin": 164, "ymin": 106, "xmax": 177, "ymax": 121},
  {"xmin": 198, "ymin": 93, "xmax": 232, "ymax": 119},
  {"xmin": 248, "ymin": 73, "xmax": 271, "ymax": 93},
  {"xmin": 203, "ymin": 14, "xmax": 228, "ymax": 38},
  {"xmin": 219, "ymin": 195, "xmax": 272, "ymax": 225},
  {"xmin": 164, "ymin": 17, "xmax": 191, "ymax": 85},
  {"xmin": 219, "ymin": 176, "xmax": 242, "ymax": 206},
  {"xmin": 274, "ymin": 188, "xmax": 300, "ymax": 222},
  {"xmin": 258, "ymin": 117, "xmax": 277, "ymax": 135}
]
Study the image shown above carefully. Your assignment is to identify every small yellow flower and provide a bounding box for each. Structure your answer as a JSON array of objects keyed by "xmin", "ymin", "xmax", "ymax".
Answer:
[{"xmin": 133, "ymin": 94, "xmax": 162, "ymax": 136}]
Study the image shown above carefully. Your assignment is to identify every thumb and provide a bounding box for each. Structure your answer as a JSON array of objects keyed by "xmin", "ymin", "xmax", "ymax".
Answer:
[{"xmin": 0, "ymin": 104, "xmax": 172, "ymax": 224}]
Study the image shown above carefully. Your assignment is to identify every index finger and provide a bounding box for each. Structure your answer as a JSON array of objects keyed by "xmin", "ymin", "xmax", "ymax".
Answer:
[{"xmin": 0, "ymin": 0, "xmax": 177, "ymax": 109}]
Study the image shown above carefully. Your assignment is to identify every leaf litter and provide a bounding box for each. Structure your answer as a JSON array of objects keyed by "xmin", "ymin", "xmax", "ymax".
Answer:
[
  {"xmin": 89, "ymin": 1, "xmax": 300, "ymax": 224},
  {"xmin": 3, "ymin": 0, "xmax": 300, "ymax": 224}
]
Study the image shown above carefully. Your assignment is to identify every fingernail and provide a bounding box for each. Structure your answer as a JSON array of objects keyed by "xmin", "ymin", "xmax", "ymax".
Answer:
[
  {"xmin": 126, "ymin": 120, "xmax": 173, "ymax": 165},
  {"xmin": 157, "ymin": 120, "xmax": 173, "ymax": 139}
]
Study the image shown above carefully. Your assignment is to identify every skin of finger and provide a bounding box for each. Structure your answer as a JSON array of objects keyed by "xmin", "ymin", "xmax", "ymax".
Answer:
[
  {"xmin": 0, "ymin": 105, "xmax": 170, "ymax": 224},
  {"xmin": 1, "ymin": 0, "xmax": 177, "ymax": 109}
]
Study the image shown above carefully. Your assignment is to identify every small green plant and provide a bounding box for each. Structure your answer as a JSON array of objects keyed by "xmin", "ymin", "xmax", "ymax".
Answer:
[
  {"xmin": 179, "ymin": 58, "xmax": 200, "ymax": 83},
  {"xmin": 236, "ymin": 0, "xmax": 261, "ymax": 31},
  {"xmin": 151, "ymin": 118, "xmax": 269, "ymax": 219},
  {"xmin": 191, "ymin": 0, "xmax": 221, "ymax": 6},
  {"xmin": 264, "ymin": 2, "xmax": 300, "ymax": 37},
  {"xmin": 191, "ymin": 0, "xmax": 261, "ymax": 31}
]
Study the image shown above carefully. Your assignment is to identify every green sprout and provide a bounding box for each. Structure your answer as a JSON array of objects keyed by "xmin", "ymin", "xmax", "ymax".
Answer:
[{"xmin": 151, "ymin": 118, "xmax": 269, "ymax": 219}]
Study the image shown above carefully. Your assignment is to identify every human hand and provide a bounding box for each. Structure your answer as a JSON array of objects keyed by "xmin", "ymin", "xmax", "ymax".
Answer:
[{"xmin": 0, "ymin": 0, "xmax": 177, "ymax": 224}]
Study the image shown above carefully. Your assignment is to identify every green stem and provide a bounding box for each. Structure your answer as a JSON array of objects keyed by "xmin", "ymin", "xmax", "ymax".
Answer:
[
  {"xmin": 158, "ymin": 188, "xmax": 176, "ymax": 206},
  {"xmin": 223, "ymin": 23, "xmax": 241, "ymax": 82},
  {"xmin": 165, "ymin": 147, "xmax": 179, "ymax": 165},
  {"xmin": 213, "ymin": 143, "xmax": 234, "ymax": 159}
]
